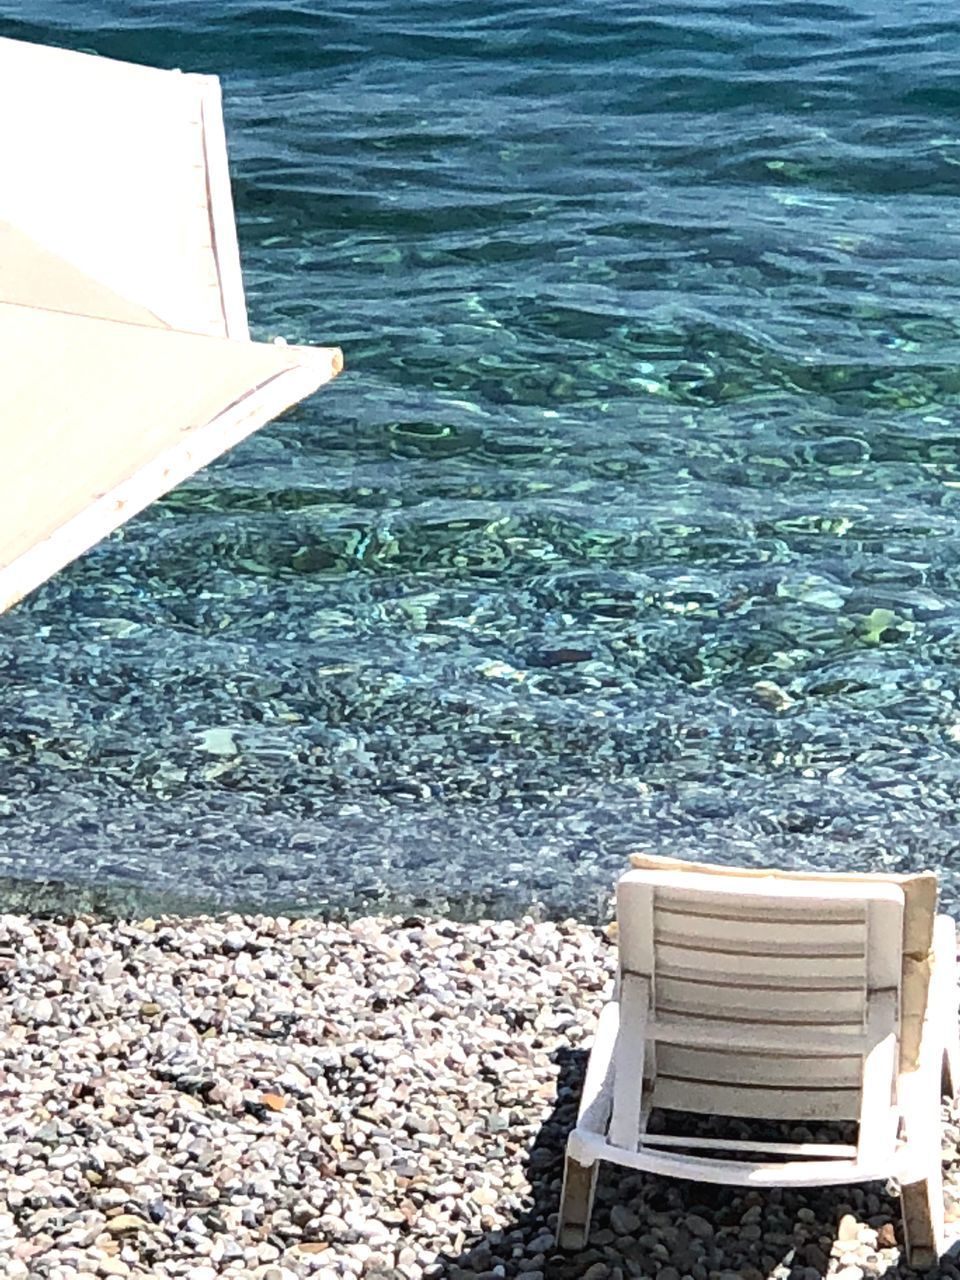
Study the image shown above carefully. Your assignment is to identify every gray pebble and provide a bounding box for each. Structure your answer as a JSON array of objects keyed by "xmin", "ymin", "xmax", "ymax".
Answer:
[
  {"xmin": 1, "ymin": 909, "xmax": 958, "ymax": 1280},
  {"xmin": 685, "ymin": 1213, "xmax": 715, "ymax": 1240},
  {"xmin": 609, "ymin": 1205, "xmax": 641, "ymax": 1235}
]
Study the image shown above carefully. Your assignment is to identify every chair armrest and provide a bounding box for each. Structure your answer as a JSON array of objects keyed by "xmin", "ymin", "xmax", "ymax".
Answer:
[{"xmin": 577, "ymin": 999, "xmax": 620, "ymax": 1135}]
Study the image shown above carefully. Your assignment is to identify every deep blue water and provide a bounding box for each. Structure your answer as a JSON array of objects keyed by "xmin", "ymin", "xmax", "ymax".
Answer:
[{"xmin": 2, "ymin": 2, "xmax": 960, "ymax": 918}]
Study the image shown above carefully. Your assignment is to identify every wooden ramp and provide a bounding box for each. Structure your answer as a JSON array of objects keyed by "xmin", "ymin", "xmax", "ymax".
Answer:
[{"xmin": 0, "ymin": 37, "xmax": 342, "ymax": 613}]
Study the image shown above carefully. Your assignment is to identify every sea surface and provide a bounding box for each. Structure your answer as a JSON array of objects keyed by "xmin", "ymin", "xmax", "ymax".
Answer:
[{"xmin": 2, "ymin": 1, "xmax": 960, "ymax": 919}]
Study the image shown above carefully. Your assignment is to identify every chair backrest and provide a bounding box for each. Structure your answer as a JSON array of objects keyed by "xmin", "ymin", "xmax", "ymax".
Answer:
[
  {"xmin": 616, "ymin": 862, "xmax": 911, "ymax": 1124},
  {"xmin": 629, "ymin": 853, "xmax": 937, "ymax": 1073}
]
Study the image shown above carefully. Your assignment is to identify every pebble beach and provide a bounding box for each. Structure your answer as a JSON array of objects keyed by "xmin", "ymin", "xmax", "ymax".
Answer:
[{"xmin": 2, "ymin": 911, "xmax": 959, "ymax": 1280}]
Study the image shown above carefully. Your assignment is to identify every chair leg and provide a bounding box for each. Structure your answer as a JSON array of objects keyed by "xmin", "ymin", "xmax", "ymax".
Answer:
[
  {"xmin": 941, "ymin": 988, "xmax": 960, "ymax": 1099},
  {"xmin": 900, "ymin": 1156, "xmax": 944, "ymax": 1270},
  {"xmin": 935, "ymin": 915, "xmax": 960, "ymax": 1099},
  {"xmin": 557, "ymin": 1152, "xmax": 599, "ymax": 1250},
  {"xmin": 943, "ymin": 1034, "xmax": 960, "ymax": 1100}
]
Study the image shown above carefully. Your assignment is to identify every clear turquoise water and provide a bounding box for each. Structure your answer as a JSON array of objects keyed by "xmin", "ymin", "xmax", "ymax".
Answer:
[{"xmin": 3, "ymin": 2, "xmax": 960, "ymax": 918}]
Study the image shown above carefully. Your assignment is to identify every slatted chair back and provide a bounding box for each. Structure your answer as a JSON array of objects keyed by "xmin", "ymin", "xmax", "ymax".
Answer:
[
  {"xmin": 613, "ymin": 868, "xmax": 905, "ymax": 1140},
  {"xmin": 628, "ymin": 853, "xmax": 938, "ymax": 1073}
]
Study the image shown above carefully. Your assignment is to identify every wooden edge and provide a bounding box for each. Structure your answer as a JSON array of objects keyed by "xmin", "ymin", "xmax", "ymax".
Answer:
[
  {"xmin": 903, "ymin": 914, "xmax": 960, "ymax": 1078},
  {"xmin": 195, "ymin": 74, "xmax": 249, "ymax": 341},
  {"xmin": 0, "ymin": 345, "xmax": 342, "ymax": 614},
  {"xmin": 616, "ymin": 873, "xmax": 654, "ymax": 972},
  {"xmin": 647, "ymin": 1017, "xmax": 871, "ymax": 1055},
  {"xmin": 566, "ymin": 1131, "xmax": 889, "ymax": 1188},
  {"xmin": 628, "ymin": 852, "xmax": 939, "ymax": 895},
  {"xmin": 856, "ymin": 989, "xmax": 899, "ymax": 1166},
  {"xmin": 576, "ymin": 999, "xmax": 620, "ymax": 1133},
  {"xmin": 639, "ymin": 1134, "xmax": 859, "ymax": 1157},
  {"xmin": 557, "ymin": 1158, "xmax": 598, "ymax": 1248},
  {"xmin": 900, "ymin": 1175, "xmax": 944, "ymax": 1270},
  {"xmin": 608, "ymin": 978, "xmax": 649, "ymax": 1150},
  {"xmin": 620, "ymin": 867, "xmax": 906, "ymax": 906}
]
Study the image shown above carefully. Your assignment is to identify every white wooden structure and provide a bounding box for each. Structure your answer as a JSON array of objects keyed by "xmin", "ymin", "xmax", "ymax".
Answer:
[
  {"xmin": 559, "ymin": 854, "xmax": 960, "ymax": 1269},
  {"xmin": 0, "ymin": 37, "xmax": 342, "ymax": 613}
]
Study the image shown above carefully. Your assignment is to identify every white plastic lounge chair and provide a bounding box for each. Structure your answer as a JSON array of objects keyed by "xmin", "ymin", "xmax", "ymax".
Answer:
[
  {"xmin": 558, "ymin": 854, "xmax": 960, "ymax": 1269},
  {"xmin": 0, "ymin": 37, "xmax": 342, "ymax": 614}
]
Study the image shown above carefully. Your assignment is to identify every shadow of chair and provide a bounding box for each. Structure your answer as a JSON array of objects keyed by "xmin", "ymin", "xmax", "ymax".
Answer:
[{"xmin": 428, "ymin": 1047, "xmax": 960, "ymax": 1280}]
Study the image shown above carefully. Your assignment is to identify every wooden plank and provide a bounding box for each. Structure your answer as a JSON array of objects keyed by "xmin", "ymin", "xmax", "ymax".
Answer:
[
  {"xmin": 655, "ymin": 912, "xmax": 866, "ymax": 955},
  {"xmin": 576, "ymin": 1001, "xmax": 620, "ymax": 1133},
  {"xmin": 655, "ymin": 1044, "xmax": 863, "ymax": 1089},
  {"xmin": 901, "ymin": 1169, "xmax": 945, "ymax": 1270},
  {"xmin": 857, "ymin": 989, "xmax": 899, "ymax": 1166},
  {"xmin": 0, "ymin": 302, "xmax": 341, "ymax": 613},
  {"xmin": 617, "ymin": 874, "xmax": 656, "ymax": 1084},
  {"xmin": 655, "ymin": 975, "xmax": 865, "ymax": 1024},
  {"xmin": 627, "ymin": 856, "xmax": 927, "ymax": 909},
  {"xmin": 648, "ymin": 1016, "xmax": 870, "ymax": 1055},
  {"xmin": 608, "ymin": 975, "xmax": 649, "ymax": 1151},
  {"xmin": 609, "ymin": 977, "xmax": 655, "ymax": 1152},
  {"xmin": 617, "ymin": 875, "xmax": 654, "ymax": 977},
  {"xmin": 639, "ymin": 1133, "xmax": 858, "ymax": 1157},
  {"xmin": 931, "ymin": 914, "xmax": 960, "ymax": 1089},
  {"xmin": 557, "ymin": 1157, "xmax": 598, "ymax": 1250},
  {"xmin": 866, "ymin": 896, "xmax": 904, "ymax": 992},
  {"xmin": 657, "ymin": 885, "xmax": 866, "ymax": 923},
  {"xmin": 569, "ymin": 1132, "xmax": 874, "ymax": 1186},
  {"xmin": 655, "ymin": 945, "xmax": 865, "ymax": 987},
  {"xmin": 651, "ymin": 1075, "xmax": 862, "ymax": 1121}
]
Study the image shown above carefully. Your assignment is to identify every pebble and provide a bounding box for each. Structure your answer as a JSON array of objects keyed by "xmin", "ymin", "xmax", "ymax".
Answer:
[
  {"xmin": 685, "ymin": 1213, "xmax": 715, "ymax": 1240},
  {"xmin": 837, "ymin": 1213, "xmax": 860, "ymax": 1242},
  {"xmin": 610, "ymin": 1205, "xmax": 640, "ymax": 1235},
  {"xmin": 877, "ymin": 1223, "xmax": 897, "ymax": 1248},
  {"xmin": 0, "ymin": 910, "xmax": 958, "ymax": 1280},
  {"xmin": 104, "ymin": 1216, "xmax": 149, "ymax": 1236}
]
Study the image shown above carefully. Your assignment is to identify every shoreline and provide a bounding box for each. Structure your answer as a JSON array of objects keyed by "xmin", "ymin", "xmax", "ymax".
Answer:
[
  {"xmin": 2, "ymin": 910, "xmax": 958, "ymax": 1279},
  {"xmin": 0, "ymin": 875, "xmax": 614, "ymax": 929}
]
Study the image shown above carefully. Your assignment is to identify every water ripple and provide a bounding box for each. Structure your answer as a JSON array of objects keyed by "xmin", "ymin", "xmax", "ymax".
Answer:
[{"xmin": 2, "ymin": 0, "xmax": 960, "ymax": 916}]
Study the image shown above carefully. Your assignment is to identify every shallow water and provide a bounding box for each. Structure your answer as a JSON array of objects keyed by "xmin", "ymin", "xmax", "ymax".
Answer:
[{"xmin": 2, "ymin": 1, "xmax": 960, "ymax": 918}]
